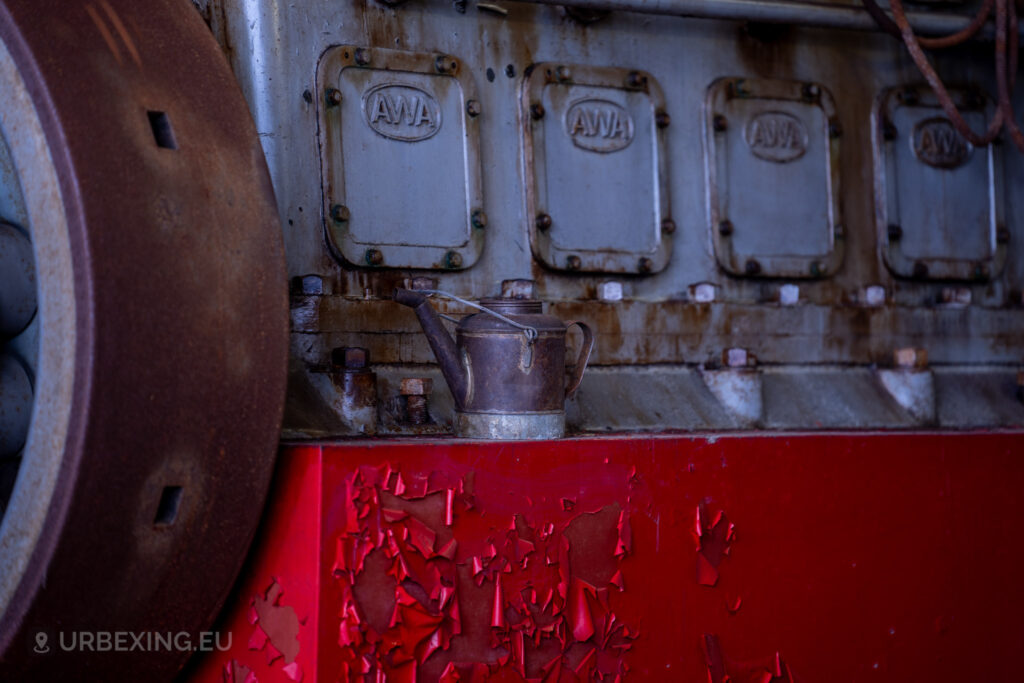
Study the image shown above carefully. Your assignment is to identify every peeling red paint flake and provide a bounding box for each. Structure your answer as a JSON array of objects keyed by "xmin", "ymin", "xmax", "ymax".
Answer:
[
  {"xmin": 695, "ymin": 503, "xmax": 734, "ymax": 587},
  {"xmin": 326, "ymin": 461, "xmax": 638, "ymax": 681},
  {"xmin": 704, "ymin": 634, "xmax": 794, "ymax": 683},
  {"xmin": 222, "ymin": 660, "xmax": 258, "ymax": 683},
  {"xmin": 249, "ymin": 579, "xmax": 301, "ymax": 668}
]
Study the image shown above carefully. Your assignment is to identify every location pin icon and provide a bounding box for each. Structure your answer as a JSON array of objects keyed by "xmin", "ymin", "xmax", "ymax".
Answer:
[{"xmin": 34, "ymin": 631, "xmax": 49, "ymax": 653}]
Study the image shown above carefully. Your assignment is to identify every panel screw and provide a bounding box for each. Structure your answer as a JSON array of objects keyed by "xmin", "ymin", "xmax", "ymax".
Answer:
[
  {"xmin": 445, "ymin": 251, "xmax": 463, "ymax": 269},
  {"xmin": 331, "ymin": 204, "xmax": 350, "ymax": 223},
  {"xmin": 354, "ymin": 48, "xmax": 371, "ymax": 66},
  {"xmin": 809, "ymin": 261, "xmax": 824, "ymax": 277},
  {"xmin": 365, "ymin": 248, "xmax": 384, "ymax": 266},
  {"xmin": 637, "ymin": 257, "xmax": 653, "ymax": 273},
  {"xmin": 566, "ymin": 254, "xmax": 582, "ymax": 271},
  {"xmin": 802, "ymin": 83, "xmax": 821, "ymax": 101},
  {"xmin": 744, "ymin": 259, "xmax": 762, "ymax": 275},
  {"xmin": 536, "ymin": 213, "xmax": 552, "ymax": 231},
  {"xmin": 718, "ymin": 219, "xmax": 734, "ymax": 237},
  {"xmin": 712, "ymin": 114, "xmax": 728, "ymax": 132},
  {"xmin": 466, "ymin": 99, "xmax": 482, "ymax": 117},
  {"xmin": 996, "ymin": 224, "xmax": 1010, "ymax": 244},
  {"xmin": 731, "ymin": 79, "xmax": 751, "ymax": 97},
  {"xmin": 471, "ymin": 209, "xmax": 487, "ymax": 229},
  {"xmin": 556, "ymin": 65, "xmax": 572, "ymax": 82},
  {"xmin": 912, "ymin": 261, "xmax": 928, "ymax": 278},
  {"xmin": 887, "ymin": 223, "xmax": 903, "ymax": 241},
  {"xmin": 829, "ymin": 118, "xmax": 843, "ymax": 138},
  {"xmin": 435, "ymin": 55, "xmax": 458, "ymax": 74},
  {"xmin": 530, "ymin": 102, "xmax": 545, "ymax": 120},
  {"xmin": 625, "ymin": 71, "xmax": 647, "ymax": 89},
  {"xmin": 661, "ymin": 218, "xmax": 676, "ymax": 235},
  {"xmin": 655, "ymin": 110, "xmax": 671, "ymax": 128},
  {"xmin": 326, "ymin": 88, "xmax": 342, "ymax": 107}
]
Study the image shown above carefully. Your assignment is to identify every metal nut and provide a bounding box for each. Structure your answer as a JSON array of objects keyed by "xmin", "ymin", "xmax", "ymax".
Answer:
[
  {"xmin": 354, "ymin": 48, "xmax": 371, "ymax": 66},
  {"xmin": 661, "ymin": 217, "xmax": 676, "ymax": 235},
  {"xmin": 744, "ymin": 259, "xmax": 761, "ymax": 275},
  {"xmin": 530, "ymin": 102, "xmax": 545, "ymax": 120},
  {"xmin": 655, "ymin": 110, "xmax": 671, "ymax": 128},
  {"xmin": 712, "ymin": 114, "xmax": 728, "ymax": 132},
  {"xmin": 637, "ymin": 257, "xmax": 653, "ymax": 273},
  {"xmin": 887, "ymin": 224, "xmax": 903, "ymax": 241},
  {"xmin": 365, "ymin": 248, "xmax": 384, "ymax": 266},
  {"xmin": 400, "ymin": 377, "xmax": 433, "ymax": 396},
  {"xmin": 718, "ymin": 219, "xmax": 734, "ymax": 237},
  {"xmin": 445, "ymin": 251, "xmax": 463, "ymax": 269},
  {"xmin": 331, "ymin": 204, "xmax": 350, "ymax": 223},
  {"xmin": 466, "ymin": 99, "xmax": 482, "ymax": 117},
  {"xmin": 802, "ymin": 82, "xmax": 821, "ymax": 101},
  {"xmin": 625, "ymin": 71, "xmax": 647, "ymax": 89},
  {"xmin": 556, "ymin": 65, "xmax": 571, "ymax": 82},
  {"xmin": 471, "ymin": 209, "xmax": 487, "ymax": 229},
  {"xmin": 326, "ymin": 88, "xmax": 342, "ymax": 106},
  {"xmin": 435, "ymin": 54, "xmax": 458, "ymax": 74},
  {"xmin": 566, "ymin": 254, "xmax": 582, "ymax": 271},
  {"xmin": 536, "ymin": 213, "xmax": 552, "ymax": 231}
]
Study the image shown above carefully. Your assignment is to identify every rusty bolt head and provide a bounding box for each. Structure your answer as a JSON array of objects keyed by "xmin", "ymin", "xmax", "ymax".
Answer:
[
  {"xmin": 556, "ymin": 65, "xmax": 572, "ymax": 81},
  {"xmin": 655, "ymin": 110, "xmax": 671, "ymax": 128},
  {"xmin": 530, "ymin": 102, "xmax": 545, "ymax": 120},
  {"xmin": 744, "ymin": 259, "xmax": 761, "ymax": 276},
  {"xmin": 718, "ymin": 219, "xmax": 734, "ymax": 237},
  {"xmin": 332, "ymin": 347, "xmax": 369, "ymax": 369},
  {"xmin": 894, "ymin": 347, "xmax": 928, "ymax": 369},
  {"xmin": 354, "ymin": 48, "xmax": 371, "ymax": 66},
  {"xmin": 445, "ymin": 251, "xmax": 463, "ymax": 269},
  {"xmin": 435, "ymin": 54, "xmax": 458, "ymax": 74},
  {"xmin": 973, "ymin": 263, "xmax": 990, "ymax": 280},
  {"xmin": 802, "ymin": 83, "xmax": 821, "ymax": 101},
  {"xmin": 625, "ymin": 71, "xmax": 647, "ymax": 89},
  {"xmin": 661, "ymin": 217, "xmax": 676, "ymax": 235},
  {"xmin": 326, "ymin": 88, "xmax": 343, "ymax": 106},
  {"xmin": 471, "ymin": 209, "xmax": 487, "ymax": 229},
  {"xmin": 331, "ymin": 204, "xmax": 350, "ymax": 223},
  {"xmin": 466, "ymin": 99, "xmax": 482, "ymax": 117},
  {"xmin": 882, "ymin": 121, "xmax": 897, "ymax": 141},
  {"xmin": 400, "ymin": 377, "xmax": 433, "ymax": 396},
  {"xmin": 828, "ymin": 119, "xmax": 843, "ymax": 138},
  {"xmin": 566, "ymin": 255, "xmax": 582, "ymax": 271},
  {"xmin": 912, "ymin": 261, "xmax": 929, "ymax": 278},
  {"xmin": 712, "ymin": 114, "xmax": 728, "ymax": 132},
  {"xmin": 536, "ymin": 213, "xmax": 552, "ymax": 231},
  {"xmin": 887, "ymin": 224, "xmax": 903, "ymax": 241},
  {"xmin": 996, "ymin": 224, "xmax": 1010, "ymax": 244},
  {"xmin": 809, "ymin": 261, "xmax": 824, "ymax": 277},
  {"xmin": 365, "ymin": 248, "xmax": 384, "ymax": 266},
  {"xmin": 637, "ymin": 257, "xmax": 653, "ymax": 273}
]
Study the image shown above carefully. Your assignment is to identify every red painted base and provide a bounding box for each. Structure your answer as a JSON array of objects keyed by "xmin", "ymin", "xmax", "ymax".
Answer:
[{"xmin": 188, "ymin": 433, "xmax": 1024, "ymax": 682}]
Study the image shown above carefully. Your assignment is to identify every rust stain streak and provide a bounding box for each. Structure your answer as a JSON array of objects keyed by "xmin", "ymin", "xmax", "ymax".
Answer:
[
  {"xmin": 85, "ymin": 4, "xmax": 123, "ymax": 66},
  {"xmin": 99, "ymin": 0, "xmax": 142, "ymax": 67}
]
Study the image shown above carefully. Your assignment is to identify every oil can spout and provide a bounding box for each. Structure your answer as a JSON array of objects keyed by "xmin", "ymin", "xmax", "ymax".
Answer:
[{"xmin": 393, "ymin": 288, "xmax": 469, "ymax": 409}]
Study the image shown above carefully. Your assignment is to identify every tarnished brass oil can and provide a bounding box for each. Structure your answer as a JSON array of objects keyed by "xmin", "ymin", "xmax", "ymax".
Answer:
[{"xmin": 394, "ymin": 283, "xmax": 593, "ymax": 439}]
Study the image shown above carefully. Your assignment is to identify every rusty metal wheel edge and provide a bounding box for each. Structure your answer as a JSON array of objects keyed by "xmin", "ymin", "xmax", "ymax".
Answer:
[{"xmin": 0, "ymin": 0, "xmax": 288, "ymax": 679}]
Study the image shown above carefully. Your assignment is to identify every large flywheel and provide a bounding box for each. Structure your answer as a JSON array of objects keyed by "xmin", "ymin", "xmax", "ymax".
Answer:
[{"xmin": 0, "ymin": 0, "xmax": 288, "ymax": 679}]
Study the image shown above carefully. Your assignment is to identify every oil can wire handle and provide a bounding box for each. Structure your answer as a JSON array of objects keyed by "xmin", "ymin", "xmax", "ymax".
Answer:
[
  {"xmin": 417, "ymin": 289, "xmax": 539, "ymax": 344},
  {"xmin": 565, "ymin": 321, "xmax": 594, "ymax": 401}
]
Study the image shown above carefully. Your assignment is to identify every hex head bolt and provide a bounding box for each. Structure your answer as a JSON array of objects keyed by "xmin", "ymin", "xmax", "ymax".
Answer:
[{"xmin": 400, "ymin": 377, "xmax": 433, "ymax": 425}]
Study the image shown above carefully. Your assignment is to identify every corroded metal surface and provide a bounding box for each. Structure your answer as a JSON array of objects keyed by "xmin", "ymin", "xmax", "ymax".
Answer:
[{"xmin": 0, "ymin": 0, "xmax": 288, "ymax": 680}]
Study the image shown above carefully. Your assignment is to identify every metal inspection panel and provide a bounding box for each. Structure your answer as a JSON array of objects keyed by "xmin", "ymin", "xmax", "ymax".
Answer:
[
  {"xmin": 873, "ymin": 85, "xmax": 1006, "ymax": 281},
  {"xmin": 522, "ymin": 63, "xmax": 672, "ymax": 275},
  {"xmin": 318, "ymin": 47, "xmax": 484, "ymax": 270},
  {"xmin": 705, "ymin": 77, "xmax": 844, "ymax": 278}
]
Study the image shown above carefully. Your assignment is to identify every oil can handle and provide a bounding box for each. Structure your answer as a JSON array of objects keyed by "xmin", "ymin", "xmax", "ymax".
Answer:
[{"xmin": 565, "ymin": 321, "xmax": 594, "ymax": 401}]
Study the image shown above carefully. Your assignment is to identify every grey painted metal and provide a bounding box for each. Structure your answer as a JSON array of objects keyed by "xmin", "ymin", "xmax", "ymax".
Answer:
[
  {"xmin": 211, "ymin": 0, "xmax": 1024, "ymax": 435},
  {"xmin": 705, "ymin": 76, "xmax": 843, "ymax": 278},
  {"xmin": 318, "ymin": 46, "xmax": 485, "ymax": 271},
  {"xmin": 519, "ymin": 0, "xmax": 1016, "ymax": 37},
  {"xmin": 872, "ymin": 85, "xmax": 1006, "ymax": 281},
  {"xmin": 522, "ymin": 62, "xmax": 672, "ymax": 274},
  {"xmin": 455, "ymin": 410, "xmax": 566, "ymax": 439}
]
